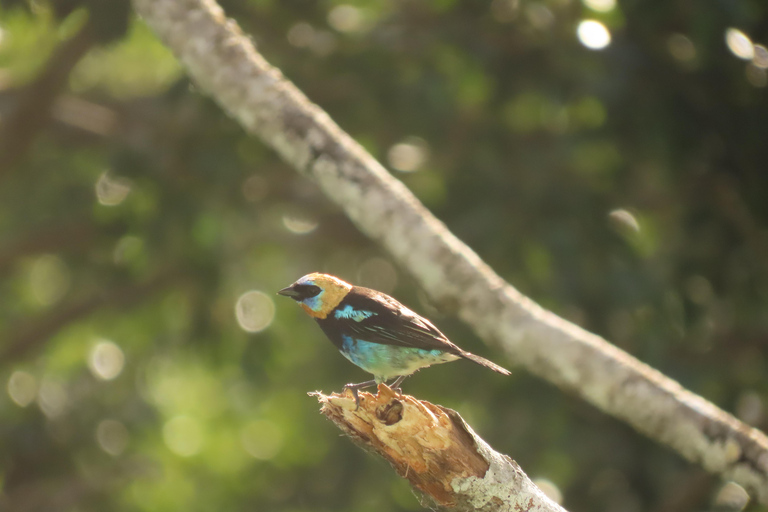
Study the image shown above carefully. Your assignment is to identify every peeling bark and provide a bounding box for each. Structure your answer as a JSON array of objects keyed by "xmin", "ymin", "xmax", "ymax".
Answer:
[
  {"xmin": 132, "ymin": 0, "xmax": 768, "ymax": 502},
  {"xmin": 314, "ymin": 385, "xmax": 566, "ymax": 512}
]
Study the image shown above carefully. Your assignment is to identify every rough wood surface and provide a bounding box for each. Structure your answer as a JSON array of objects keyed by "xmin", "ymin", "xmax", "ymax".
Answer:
[
  {"xmin": 314, "ymin": 385, "xmax": 567, "ymax": 512},
  {"xmin": 132, "ymin": 0, "xmax": 768, "ymax": 502}
]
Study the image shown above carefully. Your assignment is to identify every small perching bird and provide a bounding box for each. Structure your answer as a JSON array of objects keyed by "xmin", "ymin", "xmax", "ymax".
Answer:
[{"xmin": 278, "ymin": 272, "xmax": 510, "ymax": 406}]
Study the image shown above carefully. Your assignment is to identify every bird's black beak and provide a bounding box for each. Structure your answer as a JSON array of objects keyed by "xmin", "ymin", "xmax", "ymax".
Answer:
[{"xmin": 277, "ymin": 286, "xmax": 300, "ymax": 298}]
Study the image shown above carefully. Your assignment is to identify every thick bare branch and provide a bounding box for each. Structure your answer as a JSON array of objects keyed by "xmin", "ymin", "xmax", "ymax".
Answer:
[
  {"xmin": 132, "ymin": 0, "xmax": 768, "ymax": 502},
  {"xmin": 314, "ymin": 385, "xmax": 566, "ymax": 512}
]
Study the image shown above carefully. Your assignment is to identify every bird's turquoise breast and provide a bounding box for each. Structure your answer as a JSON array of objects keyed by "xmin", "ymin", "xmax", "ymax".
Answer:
[{"xmin": 339, "ymin": 335, "xmax": 459, "ymax": 382}]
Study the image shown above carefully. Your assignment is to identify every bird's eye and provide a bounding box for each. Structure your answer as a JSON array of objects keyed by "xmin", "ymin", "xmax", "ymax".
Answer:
[{"xmin": 294, "ymin": 284, "xmax": 322, "ymax": 299}]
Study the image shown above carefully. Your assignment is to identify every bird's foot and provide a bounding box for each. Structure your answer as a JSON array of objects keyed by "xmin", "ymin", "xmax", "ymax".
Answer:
[
  {"xmin": 388, "ymin": 375, "xmax": 408, "ymax": 396},
  {"xmin": 343, "ymin": 380, "xmax": 376, "ymax": 410}
]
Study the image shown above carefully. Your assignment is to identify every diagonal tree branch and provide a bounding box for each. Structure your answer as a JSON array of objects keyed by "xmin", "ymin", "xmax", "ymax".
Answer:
[
  {"xmin": 0, "ymin": 271, "xmax": 179, "ymax": 363},
  {"xmin": 314, "ymin": 386, "xmax": 567, "ymax": 512},
  {"xmin": 0, "ymin": 16, "xmax": 98, "ymax": 175},
  {"xmin": 132, "ymin": 0, "xmax": 768, "ymax": 503}
]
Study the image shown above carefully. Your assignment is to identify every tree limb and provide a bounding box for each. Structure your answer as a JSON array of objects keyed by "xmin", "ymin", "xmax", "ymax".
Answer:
[
  {"xmin": 314, "ymin": 385, "xmax": 566, "ymax": 512},
  {"xmin": 0, "ymin": 16, "xmax": 97, "ymax": 174},
  {"xmin": 131, "ymin": 0, "xmax": 768, "ymax": 502},
  {"xmin": 0, "ymin": 271, "xmax": 179, "ymax": 363}
]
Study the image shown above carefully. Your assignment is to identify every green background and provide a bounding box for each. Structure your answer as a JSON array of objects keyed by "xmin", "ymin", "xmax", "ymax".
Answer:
[{"xmin": 0, "ymin": 0, "xmax": 767, "ymax": 511}]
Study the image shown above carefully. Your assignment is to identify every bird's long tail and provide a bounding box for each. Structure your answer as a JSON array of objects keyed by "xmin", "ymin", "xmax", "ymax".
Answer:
[{"xmin": 460, "ymin": 351, "xmax": 511, "ymax": 375}]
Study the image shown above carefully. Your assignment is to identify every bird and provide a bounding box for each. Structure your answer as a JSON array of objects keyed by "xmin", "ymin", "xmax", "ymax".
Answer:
[{"xmin": 277, "ymin": 272, "xmax": 510, "ymax": 407}]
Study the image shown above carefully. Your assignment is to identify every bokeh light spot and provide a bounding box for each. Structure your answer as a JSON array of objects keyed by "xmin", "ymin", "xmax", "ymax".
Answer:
[
  {"xmin": 287, "ymin": 22, "xmax": 315, "ymax": 47},
  {"xmin": 240, "ymin": 419, "xmax": 283, "ymax": 460},
  {"xmin": 88, "ymin": 340, "xmax": 125, "ymax": 381},
  {"xmin": 282, "ymin": 214, "xmax": 318, "ymax": 235},
  {"xmin": 96, "ymin": 419, "xmax": 130, "ymax": 456},
  {"xmin": 95, "ymin": 171, "xmax": 132, "ymax": 206},
  {"xmin": 38, "ymin": 378, "xmax": 68, "ymax": 418},
  {"xmin": 577, "ymin": 20, "xmax": 611, "ymax": 50},
  {"xmin": 582, "ymin": 0, "xmax": 615, "ymax": 12},
  {"xmin": 525, "ymin": 4, "xmax": 554, "ymax": 30},
  {"xmin": 113, "ymin": 235, "xmax": 144, "ymax": 266},
  {"xmin": 570, "ymin": 96, "xmax": 606, "ymax": 128},
  {"xmin": 753, "ymin": 45, "xmax": 768, "ymax": 69},
  {"xmin": 8, "ymin": 371, "xmax": 37, "ymax": 407},
  {"xmin": 387, "ymin": 137, "xmax": 430, "ymax": 172},
  {"xmin": 490, "ymin": 0, "xmax": 519, "ymax": 22},
  {"xmin": 235, "ymin": 291, "xmax": 276, "ymax": 333},
  {"xmin": 685, "ymin": 275, "xmax": 713, "ymax": 305},
  {"xmin": 163, "ymin": 415, "xmax": 204, "ymax": 457},
  {"xmin": 745, "ymin": 63, "xmax": 767, "ymax": 88},
  {"xmin": 533, "ymin": 478, "xmax": 563, "ymax": 504},
  {"xmin": 725, "ymin": 28, "xmax": 754, "ymax": 60},
  {"xmin": 714, "ymin": 481, "xmax": 749, "ymax": 511},
  {"xmin": 667, "ymin": 33, "xmax": 696, "ymax": 62},
  {"xmin": 608, "ymin": 209, "xmax": 640, "ymax": 234},
  {"xmin": 29, "ymin": 255, "xmax": 71, "ymax": 306},
  {"xmin": 328, "ymin": 5, "xmax": 366, "ymax": 33},
  {"xmin": 311, "ymin": 30, "xmax": 337, "ymax": 57}
]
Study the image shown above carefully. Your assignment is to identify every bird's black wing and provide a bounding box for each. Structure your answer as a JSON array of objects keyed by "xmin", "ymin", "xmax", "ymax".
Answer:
[{"xmin": 323, "ymin": 287, "xmax": 463, "ymax": 354}]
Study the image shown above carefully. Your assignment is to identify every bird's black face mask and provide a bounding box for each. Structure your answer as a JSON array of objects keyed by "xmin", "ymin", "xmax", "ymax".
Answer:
[{"xmin": 277, "ymin": 283, "xmax": 322, "ymax": 301}]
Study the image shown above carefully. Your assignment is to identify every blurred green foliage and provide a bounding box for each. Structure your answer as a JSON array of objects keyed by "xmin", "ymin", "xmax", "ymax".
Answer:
[{"xmin": 0, "ymin": 0, "xmax": 767, "ymax": 511}]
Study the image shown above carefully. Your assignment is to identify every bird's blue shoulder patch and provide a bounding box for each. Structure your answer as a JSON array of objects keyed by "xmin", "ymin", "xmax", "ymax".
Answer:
[{"xmin": 334, "ymin": 304, "xmax": 377, "ymax": 322}]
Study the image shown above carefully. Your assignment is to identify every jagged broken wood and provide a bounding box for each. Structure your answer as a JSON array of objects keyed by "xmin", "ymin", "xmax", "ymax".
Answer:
[
  {"xmin": 132, "ymin": 0, "xmax": 768, "ymax": 502},
  {"xmin": 313, "ymin": 385, "xmax": 566, "ymax": 512}
]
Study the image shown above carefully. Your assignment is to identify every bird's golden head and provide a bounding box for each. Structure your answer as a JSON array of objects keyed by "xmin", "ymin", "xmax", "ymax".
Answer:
[{"xmin": 277, "ymin": 272, "xmax": 353, "ymax": 319}]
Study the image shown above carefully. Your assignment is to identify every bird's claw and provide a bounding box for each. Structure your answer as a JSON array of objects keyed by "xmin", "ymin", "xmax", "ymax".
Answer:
[
  {"xmin": 343, "ymin": 384, "xmax": 362, "ymax": 410},
  {"xmin": 343, "ymin": 380, "xmax": 376, "ymax": 410}
]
